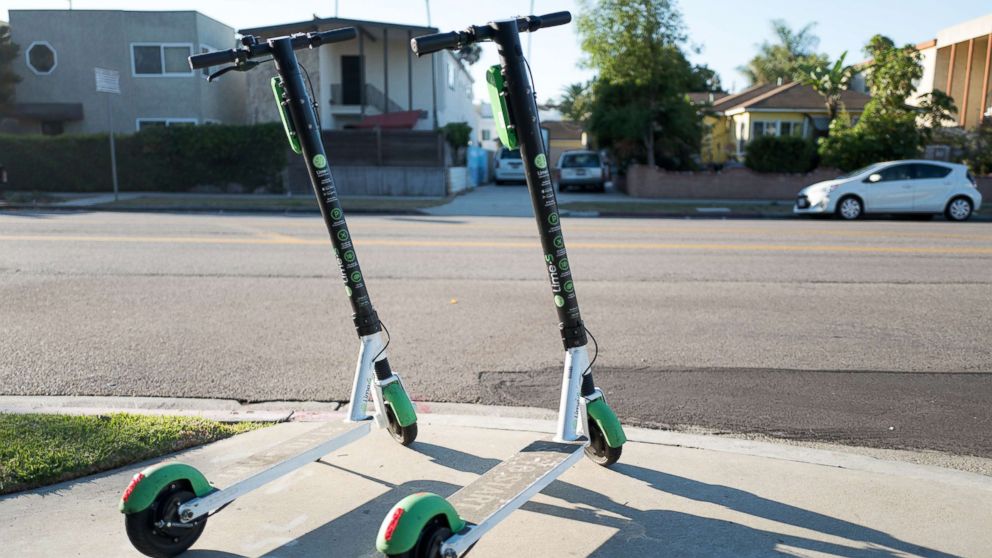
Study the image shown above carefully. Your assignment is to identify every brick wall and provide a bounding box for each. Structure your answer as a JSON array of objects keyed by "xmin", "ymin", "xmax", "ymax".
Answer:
[
  {"xmin": 625, "ymin": 165, "xmax": 992, "ymax": 202},
  {"xmin": 623, "ymin": 165, "xmax": 840, "ymax": 200}
]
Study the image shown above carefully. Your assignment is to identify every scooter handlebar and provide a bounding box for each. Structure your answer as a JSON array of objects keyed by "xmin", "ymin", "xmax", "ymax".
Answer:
[
  {"xmin": 525, "ymin": 11, "xmax": 572, "ymax": 31},
  {"xmin": 310, "ymin": 27, "xmax": 358, "ymax": 47},
  {"xmin": 410, "ymin": 31, "xmax": 466, "ymax": 57},
  {"xmin": 189, "ymin": 27, "xmax": 358, "ymax": 70},
  {"xmin": 410, "ymin": 11, "xmax": 571, "ymax": 57},
  {"xmin": 189, "ymin": 49, "xmax": 241, "ymax": 70}
]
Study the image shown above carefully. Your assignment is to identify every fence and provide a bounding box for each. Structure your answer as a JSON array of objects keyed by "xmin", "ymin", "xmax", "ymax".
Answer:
[{"xmin": 286, "ymin": 129, "xmax": 450, "ymax": 196}]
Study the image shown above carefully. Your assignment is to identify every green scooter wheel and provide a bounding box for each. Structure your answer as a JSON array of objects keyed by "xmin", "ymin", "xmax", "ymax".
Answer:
[
  {"xmin": 385, "ymin": 403, "xmax": 418, "ymax": 446},
  {"xmin": 584, "ymin": 418, "xmax": 622, "ymax": 467},
  {"xmin": 124, "ymin": 482, "xmax": 206, "ymax": 558},
  {"xmin": 385, "ymin": 516, "xmax": 451, "ymax": 558}
]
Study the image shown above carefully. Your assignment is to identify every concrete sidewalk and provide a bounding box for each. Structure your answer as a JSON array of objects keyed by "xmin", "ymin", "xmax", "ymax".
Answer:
[{"xmin": 1, "ymin": 403, "xmax": 989, "ymax": 557}]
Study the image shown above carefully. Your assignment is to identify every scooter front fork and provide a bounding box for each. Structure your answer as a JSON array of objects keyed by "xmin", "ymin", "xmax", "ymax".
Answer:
[
  {"xmin": 348, "ymin": 332, "xmax": 403, "ymax": 428},
  {"xmin": 555, "ymin": 344, "xmax": 604, "ymax": 443}
]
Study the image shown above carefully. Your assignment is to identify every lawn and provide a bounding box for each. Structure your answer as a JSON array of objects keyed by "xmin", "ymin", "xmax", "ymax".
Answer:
[{"xmin": 0, "ymin": 413, "xmax": 264, "ymax": 495}]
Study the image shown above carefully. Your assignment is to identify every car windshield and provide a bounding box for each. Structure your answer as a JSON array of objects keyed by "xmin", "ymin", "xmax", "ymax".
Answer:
[
  {"xmin": 838, "ymin": 163, "xmax": 882, "ymax": 179},
  {"xmin": 561, "ymin": 153, "xmax": 601, "ymax": 168},
  {"xmin": 499, "ymin": 149, "xmax": 522, "ymax": 160}
]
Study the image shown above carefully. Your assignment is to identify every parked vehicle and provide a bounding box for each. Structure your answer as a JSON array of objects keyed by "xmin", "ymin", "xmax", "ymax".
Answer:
[
  {"xmin": 794, "ymin": 160, "xmax": 982, "ymax": 221},
  {"xmin": 555, "ymin": 150, "xmax": 609, "ymax": 192},
  {"xmin": 494, "ymin": 147, "xmax": 526, "ymax": 184}
]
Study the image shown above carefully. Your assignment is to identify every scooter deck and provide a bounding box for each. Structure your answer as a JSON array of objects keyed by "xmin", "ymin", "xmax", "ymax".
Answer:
[
  {"xmin": 449, "ymin": 438, "xmax": 586, "ymax": 533},
  {"xmin": 181, "ymin": 419, "xmax": 372, "ymax": 518}
]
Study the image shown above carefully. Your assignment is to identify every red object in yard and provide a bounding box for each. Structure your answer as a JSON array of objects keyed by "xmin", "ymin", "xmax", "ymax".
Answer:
[{"xmin": 352, "ymin": 110, "xmax": 422, "ymax": 129}]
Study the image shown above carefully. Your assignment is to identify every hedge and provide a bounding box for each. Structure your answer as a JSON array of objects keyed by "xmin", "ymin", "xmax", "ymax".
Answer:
[
  {"xmin": 744, "ymin": 135, "xmax": 818, "ymax": 174},
  {"xmin": 0, "ymin": 124, "xmax": 287, "ymax": 193}
]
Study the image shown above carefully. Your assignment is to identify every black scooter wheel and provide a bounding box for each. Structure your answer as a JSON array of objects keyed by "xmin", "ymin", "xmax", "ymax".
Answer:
[
  {"xmin": 386, "ymin": 516, "xmax": 451, "ymax": 558},
  {"xmin": 385, "ymin": 403, "xmax": 418, "ymax": 446},
  {"xmin": 584, "ymin": 418, "xmax": 622, "ymax": 467},
  {"xmin": 124, "ymin": 483, "xmax": 206, "ymax": 558}
]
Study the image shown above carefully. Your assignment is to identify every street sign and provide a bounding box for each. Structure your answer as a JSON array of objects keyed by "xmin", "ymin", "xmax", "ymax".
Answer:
[
  {"xmin": 95, "ymin": 67, "xmax": 120, "ymax": 94},
  {"xmin": 95, "ymin": 67, "xmax": 121, "ymax": 200}
]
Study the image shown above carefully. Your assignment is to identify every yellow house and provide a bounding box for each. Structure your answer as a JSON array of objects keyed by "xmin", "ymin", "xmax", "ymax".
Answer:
[{"xmin": 696, "ymin": 82, "xmax": 870, "ymax": 165}]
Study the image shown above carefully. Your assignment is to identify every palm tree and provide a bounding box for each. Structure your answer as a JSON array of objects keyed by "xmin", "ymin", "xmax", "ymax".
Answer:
[
  {"xmin": 796, "ymin": 51, "xmax": 855, "ymax": 123},
  {"xmin": 739, "ymin": 20, "xmax": 826, "ymax": 85}
]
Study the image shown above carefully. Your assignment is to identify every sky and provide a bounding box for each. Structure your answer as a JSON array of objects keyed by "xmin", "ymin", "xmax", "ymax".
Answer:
[{"xmin": 3, "ymin": 0, "xmax": 991, "ymax": 100}]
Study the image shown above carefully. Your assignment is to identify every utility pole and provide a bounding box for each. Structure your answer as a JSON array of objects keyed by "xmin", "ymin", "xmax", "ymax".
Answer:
[
  {"xmin": 425, "ymin": 0, "xmax": 431, "ymax": 27},
  {"xmin": 335, "ymin": 0, "xmax": 338, "ymax": 17},
  {"xmin": 527, "ymin": 0, "xmax": 534, "ymax": 60}
]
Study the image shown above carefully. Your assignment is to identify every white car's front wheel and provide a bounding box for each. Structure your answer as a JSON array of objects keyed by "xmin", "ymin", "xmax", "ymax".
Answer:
[
  {"xmin": 945, "ymin": 197, "xmax": 973, "ymax": 221},
  {"xmin": 837, "ymin": 197, "xmax": 863, "ymax": 220}
]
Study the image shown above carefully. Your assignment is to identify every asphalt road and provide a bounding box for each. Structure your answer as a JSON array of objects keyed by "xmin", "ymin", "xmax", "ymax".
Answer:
[{"xmin": 1, "ymin": 210, "xmax": 990, "ymax": 457}]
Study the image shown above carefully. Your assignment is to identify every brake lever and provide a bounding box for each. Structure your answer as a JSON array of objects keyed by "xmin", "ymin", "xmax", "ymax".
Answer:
[{"xmin": 207, "ymin": 60, "xmax": 261, "ymax": 82}]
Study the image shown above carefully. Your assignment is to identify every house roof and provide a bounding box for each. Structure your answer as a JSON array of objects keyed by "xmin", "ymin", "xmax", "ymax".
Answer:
[
  {"xmin": 542, "ymin": 120, "xmax": 585, "ymax": 141},
  {"xmin": 240, "ymin": 16, "xmax": 437, "ymax": 38},
  {"xmin": 715, "ymin": 81, "xmax": 870, "ymax": 114},
  {"xmin": 687, "ymin": 91, "xmax": 730, "ymax": 105}
]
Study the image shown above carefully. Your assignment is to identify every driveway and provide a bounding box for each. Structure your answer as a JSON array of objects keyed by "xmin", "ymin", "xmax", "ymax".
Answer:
[{"xmin": 427, "ymin": 182, "xmax": 630, "ymax": 217}]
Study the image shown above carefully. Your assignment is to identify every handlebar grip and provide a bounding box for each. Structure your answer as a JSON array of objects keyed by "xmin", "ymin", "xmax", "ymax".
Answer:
[
  {"xmin": 188, "ymin": 49, "xmax": 240, "ymax": 70},
  {"xmin": 530, "ymin": 11, "xmax": 572, "ymax": 31},
  {"xmin": 311, "ymin": 27, "xmax": 357, "ymax": 47},
  {"xmin": 410, "ymin": 31, "xmax": 463, "ymax": 57}
]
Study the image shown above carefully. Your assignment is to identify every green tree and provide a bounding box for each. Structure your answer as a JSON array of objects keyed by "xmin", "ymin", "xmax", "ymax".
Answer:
[
  {"xmin": 557, "ymin": 81, "xmax": 594, "ymax": 125},
  {"xmin": 963, "ymin": 117, "xmax": 992, "ymax": 175},
  {"xmin": 576, "ymin": 0, "xmax": 701, "ymax": 168},
  {"xmin": 740, "ymin": 20, "xmax": 827, "ymax": 85},
  {"xmin": 862, "ymin": 35, "xmax": 922, "ymax": 112},
  {"xmin": 818, "ymin": 35, "xmax": 928, "ymax": 170},
  {"xmin": 917, "ymin": 89, "xmax": 957, "ymax": 141},
  {"xmin": 795, "ymin": 51, "xmax": 854, "ymax": 123},
  {"xmin": 0, "ymin": 26, "xmax": 21, "ymax": 111}
]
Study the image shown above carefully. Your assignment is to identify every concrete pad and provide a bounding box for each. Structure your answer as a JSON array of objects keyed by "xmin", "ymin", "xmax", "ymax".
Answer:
[{"xmin": 2, "ymin": 414, "xmax": 989, "ymax": 557}]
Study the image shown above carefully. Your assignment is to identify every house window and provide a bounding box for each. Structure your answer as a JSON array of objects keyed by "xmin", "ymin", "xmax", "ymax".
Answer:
[
  {"xmin": 41, "ymin": 121, "xmax": 64, "ymax": 135},
  {"xmin": 752, "ymin": 121, "xmax": 775, "ymax": 138},
  {"xmin": 481, "ymin": 130, "xmax": 491, "ymax": 141},
  {"xmin": 136, "ymin": 118, "xmax": 198, "ymax": 131},
  {"xmin": 132, "ymin": 43, "xmax": 193, "ymax": 76},
  {"xmin": 780, "ymin": 121, "xmax": 802, "ymax": 137},
  {"xmin": 199, "ymin": 45, "xmax": 217, "ymax": 78},
  {"xmin": 26, "ymin": 41, "xmax": 57, "ymax": 75}
]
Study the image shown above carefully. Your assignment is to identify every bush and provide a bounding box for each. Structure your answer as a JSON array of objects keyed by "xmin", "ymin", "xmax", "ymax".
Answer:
[
  {"xmin": 818, "ymin": 104, "xmax": 922, "ymax": 171},
  {"xmin": 0, "ymin": 124, "xmax": 287, "ymax": 192},
  {"xmin": 744, "ymin": 135, "xmax": 818, "ymax": 173}
]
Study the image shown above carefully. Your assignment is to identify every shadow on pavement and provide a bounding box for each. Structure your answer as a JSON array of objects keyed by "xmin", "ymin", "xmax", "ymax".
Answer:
[{"xmin": 186, "ymin": 442, "xmax": 960, "ymax": 558}]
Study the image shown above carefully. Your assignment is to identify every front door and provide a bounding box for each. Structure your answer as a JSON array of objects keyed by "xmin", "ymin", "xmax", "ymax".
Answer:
[
  {"xmin": 341, "ymin": 55, "xmax": 362, "ymax": 105},
  {"xmin": 866, "ymin": 163, "xmax": 914, "ymax": 212}
]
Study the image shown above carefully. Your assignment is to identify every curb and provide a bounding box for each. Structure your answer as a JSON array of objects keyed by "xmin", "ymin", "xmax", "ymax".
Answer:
[{"xmin": 3, "ymin": 395, "xmax": 990, "ymax": 490}]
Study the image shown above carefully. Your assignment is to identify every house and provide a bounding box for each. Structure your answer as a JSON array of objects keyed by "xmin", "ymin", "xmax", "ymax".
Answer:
[
  {"xmin": 910, "ymin": 12, "xmax": 992, "ymax": 129},
  {"xmin": 239, "ymin": 16, "xmax": 478, "ymax": 132},
  {"xmin": 543, "ymin": 120, "xmax": 589, "ymax": 165},
  {"xmin": 697, "ymin": 81, "xmax": 870, "ymax": 166},
  {"xmin": 3, "ymin": 10, "xmax": 242, "ymax": 135}
]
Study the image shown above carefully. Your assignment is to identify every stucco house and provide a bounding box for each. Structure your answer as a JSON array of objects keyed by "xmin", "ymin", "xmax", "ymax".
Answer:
[
  {"xmin": 909, "ymin": 12, "xmax": 992, "ymax": 129},
  {"xmin": 697, "ymin": 81, "xmax": 870, "ymax": 166},
  {"xmin": 239, "ymin": 16, "xmax": 477, "ymax": 132},
  {"xmin": 4, "ymin": 10, "xmax": 242, "ymax": 135}
]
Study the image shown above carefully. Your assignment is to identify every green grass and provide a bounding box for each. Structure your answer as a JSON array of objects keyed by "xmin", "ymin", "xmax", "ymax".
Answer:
[
  {"xmin": 91, "ymin": 195, "xmax": 450, "ymax": 212},
  {"xmin": 560, "ymin": 200, "xmax": 793, "ymax": 215},
  {"xmin": 0, "ymin": 413, "xmax": 265, "ymax": 495},
  {"xmin": 1, "ymin": 191, "xmax": 65, "ymax": 205}
]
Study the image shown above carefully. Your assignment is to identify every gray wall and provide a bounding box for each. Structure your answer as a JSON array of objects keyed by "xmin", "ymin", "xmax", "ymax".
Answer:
[{"xmin": 9, "ymin": 10, "xmax": 243, "ymax": 134}]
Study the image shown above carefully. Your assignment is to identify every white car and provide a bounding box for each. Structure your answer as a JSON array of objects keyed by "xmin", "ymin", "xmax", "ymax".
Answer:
[
  {"xmin": 555, "ymin": 150, "xmax": 609, "ymax": 192},
  {"xmin": 794, "ymin": 160, "xmax": 982, "ymax": 221},
  {"xmin": 494, "ymin": 148, "xmax": 526, "ymax": 185}
]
